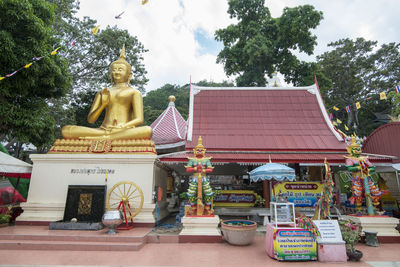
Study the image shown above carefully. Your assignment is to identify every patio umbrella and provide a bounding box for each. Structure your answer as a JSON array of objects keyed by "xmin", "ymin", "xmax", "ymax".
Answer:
[
  {"xmin": 249, "ymin": 163, "xmax": 296, "ymax": 182},
  {"xmin": 248, "ymin": 161, "xmax": 296, "ymax": 201}
]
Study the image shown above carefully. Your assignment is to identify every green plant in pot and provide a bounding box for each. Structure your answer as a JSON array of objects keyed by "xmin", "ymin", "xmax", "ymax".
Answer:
[
  {"xmin": 339, "ymin": 219, "xmax": 363, "ymax": 261},
  {"xmin": 0, "ymin": 214, "xmax": 11, "ymax": 225},
  {"xmin": 254, "ymin": 194, "xmax": 265, "ymax": 207}
]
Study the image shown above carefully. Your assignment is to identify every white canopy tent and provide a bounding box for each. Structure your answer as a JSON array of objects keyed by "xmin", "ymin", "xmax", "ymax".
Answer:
[{"xmin": 0, "ymin": 152, "xmax": 32, "ymax": 174}]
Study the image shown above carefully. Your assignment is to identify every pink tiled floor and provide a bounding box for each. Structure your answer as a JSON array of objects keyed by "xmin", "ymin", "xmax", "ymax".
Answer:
[{"xmin": 0, "ymin": 226, "xmax": 399, "ymax": 266}]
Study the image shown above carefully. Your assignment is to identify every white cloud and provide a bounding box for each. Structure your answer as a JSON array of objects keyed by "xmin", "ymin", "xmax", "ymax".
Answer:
[{"xmin": 77, "ymin": 0, "xmax": 400, "ymax": 92}]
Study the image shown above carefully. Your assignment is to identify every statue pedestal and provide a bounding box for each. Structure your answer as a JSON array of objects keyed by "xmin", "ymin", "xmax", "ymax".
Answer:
[
  {"xmin": 342, "ymin": 215, "xmax": 400, "ymax": 237},
  {"xmin": 179, "ymin": 215, "xmax": 221, "ymax": 243},
  {"xmin": 18, "ymin": 153, "xmax": 165, "ymax": 225}
]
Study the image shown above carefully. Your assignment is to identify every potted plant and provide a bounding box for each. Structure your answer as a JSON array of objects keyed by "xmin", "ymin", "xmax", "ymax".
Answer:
[
  {"xmin": 254, "ymin": 194, "xmax": 265, "ymax": 207},
  {"xmin": 0, "ymin": 213, "xmax": 11, "ymax": 227},
  {"xmin": 339, "ymin": 219, "xmax": 363, "ymax": 261}
]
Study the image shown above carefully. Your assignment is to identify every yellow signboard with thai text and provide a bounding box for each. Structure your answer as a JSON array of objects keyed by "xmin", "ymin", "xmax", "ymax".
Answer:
[{"xmin": 272, "ymin": 182, "xmax": 323, "ymax": 207}]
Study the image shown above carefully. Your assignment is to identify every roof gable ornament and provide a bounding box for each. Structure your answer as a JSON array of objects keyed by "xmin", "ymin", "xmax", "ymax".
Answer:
[{"xmin": 307, "ymin": 87, "xmax": 317, "ymax": 95}]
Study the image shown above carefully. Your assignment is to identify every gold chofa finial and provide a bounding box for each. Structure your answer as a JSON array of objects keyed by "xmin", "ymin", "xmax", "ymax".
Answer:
[
  {"xmin": 120, "ymin": 44, "xmax": 126, "ymax": 60},
  {"xmin": 169, "ymin": 95, "xmax": 176, "ymax": 102}
]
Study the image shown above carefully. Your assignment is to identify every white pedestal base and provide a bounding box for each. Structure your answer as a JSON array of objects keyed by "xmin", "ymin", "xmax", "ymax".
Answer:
[
  {"xmin": 18, "ymin": 153, "xmax": 164, "ymax": 224},
  {"xmin": 342, "ymin": 215, "xmax": 400, "ymax": 236},
  {"xmin": 180, "ymin": 215, "xmax": 221, "ymax": 236}
]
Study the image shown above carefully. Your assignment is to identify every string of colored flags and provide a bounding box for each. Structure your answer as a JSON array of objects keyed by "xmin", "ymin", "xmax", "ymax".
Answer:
[
  {"xmin": 329, "ymin": 85, "xmax": 400, "ymax": 129},
  {"xmin": 0, "ymin": 47, "xmax": 61, "ymax": 81},
  {"xmin": 1, "ymin": 0, "xmax": 149, "ymax": 81}
]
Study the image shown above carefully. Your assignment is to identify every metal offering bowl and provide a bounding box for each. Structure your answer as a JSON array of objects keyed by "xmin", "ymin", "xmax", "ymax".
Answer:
[{"xmin": 102, "ymin": 210, "xmax": 123, "ymax": 234}]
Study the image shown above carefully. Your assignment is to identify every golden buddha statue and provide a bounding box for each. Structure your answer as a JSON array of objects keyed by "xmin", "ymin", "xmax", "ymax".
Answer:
[
  {"xmin": 61, "ymin": 45, "xmax": 152, "ymax": 140},
  {"xmin": 50, "ymin": 45, "xmax": 155, "ymax": 154}
]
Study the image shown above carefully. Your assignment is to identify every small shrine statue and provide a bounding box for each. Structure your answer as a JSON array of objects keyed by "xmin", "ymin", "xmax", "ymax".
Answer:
[
  {"xmin": 185, "ymin": 136, "xmax": 215, "ymax": 216},
  {"xmin": 344, "ymin": 136, "xmax": 382, "ymax": 215},
  {"xmin": 61, "ymin": 44, "xmax": 152, "ymax": 140}
]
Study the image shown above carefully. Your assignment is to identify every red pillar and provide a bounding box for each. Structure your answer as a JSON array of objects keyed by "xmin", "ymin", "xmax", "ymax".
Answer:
[{"xmin": 263, "ymin": 180, "xmax": 270, "ymax": 207}]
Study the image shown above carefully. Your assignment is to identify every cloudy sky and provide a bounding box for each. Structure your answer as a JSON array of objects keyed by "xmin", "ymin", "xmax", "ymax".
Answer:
[{"xmin": 77, "ymin": 0, "xmax": 400, "ymax": 92}]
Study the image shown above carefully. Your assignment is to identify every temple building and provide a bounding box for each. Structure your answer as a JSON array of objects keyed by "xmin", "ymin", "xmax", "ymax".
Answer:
[{"xmin": 153, "ymin": 81, "xmax": 395, "ymax": 210}]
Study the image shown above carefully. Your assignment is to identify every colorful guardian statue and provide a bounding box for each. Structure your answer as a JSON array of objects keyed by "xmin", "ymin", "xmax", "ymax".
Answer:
[
  {"xmin": 344, "ymin": 136, "xmax": 382, "ymax": 215},
  {"xmin": 185, "ymin": 136, "xmax": 215, "ymax": 216}
]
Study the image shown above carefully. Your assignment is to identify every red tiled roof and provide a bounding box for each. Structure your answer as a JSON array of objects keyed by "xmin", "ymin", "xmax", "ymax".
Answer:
[
  {"xmin": 150, "ymin": 99, "xmax": 187, "ymax": 149},
  {"xmin": 186, "ymin": 85, "xmax": 346, "ymax": 152},
  {"xmin": 159, "ymin": 151, "xmax": 392, "ymax": 165},
  {"xmin": 363, "ymin": 122, "xmax": 400, "ymax": 163}
]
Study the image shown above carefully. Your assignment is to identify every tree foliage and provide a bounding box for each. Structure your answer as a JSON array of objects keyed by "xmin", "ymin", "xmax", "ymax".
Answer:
[
  {"xmin": 0, "ymin": 0, "xmax": 149, "ymax": 155},
  {"xmin": 317, "ymin": 38, "xmax": 400, "ymax": 136},
  {"xmin": 143, "ymin": 80, "xmax": 234, "ymax": 126},
  {"xmin": 215, "ymin": 0, "xmax": 323, "ymax": 86},
  {"xmin": 143, "ymin": 84, "xmax": 190, "ymax": 126},
  {"xmin": 0, "ymin": 0, "xmax": 71, "ymax": 151},
  {"xmin": 49, "ymin": 0, "xmax": 148, "ymax": 93}
]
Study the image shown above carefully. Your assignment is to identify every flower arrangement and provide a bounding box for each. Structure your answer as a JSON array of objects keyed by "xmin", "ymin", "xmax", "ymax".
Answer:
[{"xmin": 339, "ymin": 219, "xmax": 362, "ymax": 252}]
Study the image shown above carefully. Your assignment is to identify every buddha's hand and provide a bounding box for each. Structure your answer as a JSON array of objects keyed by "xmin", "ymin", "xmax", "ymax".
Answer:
[
  {"xmin": 101, "ymin": 88, "xmax": 111, "ymax": 106},
  {"xmin": 117, "ymin": 123, "xmax": 135, "ymax": 129}
]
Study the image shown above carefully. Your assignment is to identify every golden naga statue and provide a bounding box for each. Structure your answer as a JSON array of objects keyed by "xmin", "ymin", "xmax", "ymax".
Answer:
[{"xmin": 50, "ymin": 45, "xmax": 154, "ymax": 154}]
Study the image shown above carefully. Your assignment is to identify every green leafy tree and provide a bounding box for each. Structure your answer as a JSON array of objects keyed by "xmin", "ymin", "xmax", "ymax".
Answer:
[
  {"xmin": 0, "ymin": 0, "xmax": 72, "ymax": 154},
  {"xmin": 317, "ymin": 38, "xmax": 400, "ymax": 136},
  {"xmin": 215, "ymin": 0, "xmax": 323, "ymax": 86},
  {"xmin": 143, "ymin": 80, "xmax": 234, "ymax": 126},
  {"xmin": 143, "ymin": 84, "xmax": 189, "ymax": 126},
  {"xmin": 48, "ymin": 0, "xmax": 148, "ymax": 93},
  {"xmin": 388, "ymin": 91, "xmax": 400, "ymax": 120},
  {"xmin": 42, "ymin": 1, "xmax": 148, "ymax": 150}
]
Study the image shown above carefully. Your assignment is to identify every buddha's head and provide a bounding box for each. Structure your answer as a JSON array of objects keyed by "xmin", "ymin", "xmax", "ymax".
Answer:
[
  {"xmin": 193, "ymin": 136, "xmax": 206, "ymax": 158},
  {"xmin": 110, "ymin": 44, "xmax": 132, "ymax": 85},
  {"xmin": 346, "ymin": 136, "xmax": 362, "ymax": 157}
]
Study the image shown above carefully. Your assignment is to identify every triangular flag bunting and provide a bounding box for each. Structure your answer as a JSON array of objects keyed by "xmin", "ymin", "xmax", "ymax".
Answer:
[
  {"xmin": 5, "ymin": 71, "xmax": 17, "ymax": 77},
  {"xmin": 92, "ymin": 25, "xmax": 100, "ymax": 35},
  {"xmin": 142, "ymin": 0, "xmax": 149, "ymax": 4},
  {"xmin": 333, "ymin": 121, "xmax": 338, "ymax": 126},
  {"xmin": 24, "ymin": 63, "xmax": 33, "ymax": 69},
  {"xmin": 70, "ymin": 38, "xmax": 77, "ymax": 47},
  {"xmin": 50, "ymin": 47, "xmax": 61, "ymax": 55},
  {"xmin": 344, "ymin": 125, "xmax": 349, "ymax": 131},
  {"xmin": 336, "ymin": 119, "xmax": 342, "ymax": 124}
]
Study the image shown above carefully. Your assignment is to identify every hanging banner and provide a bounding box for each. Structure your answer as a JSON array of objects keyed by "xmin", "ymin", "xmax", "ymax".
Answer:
[
  {"xmin": 273, "ymin": 228, "xmax": 317, "ymax": 261},
  {"xmin": 272, "ymin": 182, "xmax": 323, "ymax": 207}
]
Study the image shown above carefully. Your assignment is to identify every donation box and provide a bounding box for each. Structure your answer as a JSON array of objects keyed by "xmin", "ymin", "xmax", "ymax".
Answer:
[{"xmin": 266, "ymin": 223, "xmax": 317, "ymax": 261}]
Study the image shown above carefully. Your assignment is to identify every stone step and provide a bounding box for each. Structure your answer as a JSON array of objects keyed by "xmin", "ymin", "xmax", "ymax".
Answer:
[
  {"xmin": 0, "ymin": 226, "xmax": 152, "ymax": 251},
  {"xmin": 0, "ymin": 239, "xmax": 145, "ymax": 251},
  {"xmin": 0, "ymin": 233, "xmax": 146, "ymax": 243}
]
